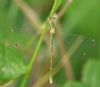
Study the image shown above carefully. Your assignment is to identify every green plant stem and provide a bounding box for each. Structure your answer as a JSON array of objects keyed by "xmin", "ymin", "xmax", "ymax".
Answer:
[
  {"xmin": 20, "ymin": 28, "xmax": 48, "ymax": 87},
  {"xmin": 49, "ymin": 0, "xmax": 61, "ymax": 17},
  {"xmin": 19, "ymin": 0, "xmax": 60, "ymax": 87},
  {"xmin": 49, "ymin": 0, "xmax": 57, "ymax": 17}
]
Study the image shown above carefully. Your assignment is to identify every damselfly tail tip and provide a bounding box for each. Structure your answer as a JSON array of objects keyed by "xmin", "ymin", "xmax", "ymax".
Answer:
[{"xmin": 49, "ymin": 76, "xmax": 53, "ymax": 84}]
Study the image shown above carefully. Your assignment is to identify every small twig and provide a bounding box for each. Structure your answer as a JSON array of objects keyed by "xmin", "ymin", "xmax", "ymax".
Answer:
[
  {"xmin": 1, "ymin": 80, "xmax": 14, "ymax": 87},
  {"xmin": 15, "ymin": 0, "xmax": 41, "ymax": 30},
  {"xmin": 55, "ymin": 22, "xmax": 74, "ymax": 80},
  {"xmin": 67, "ymin": 36, "xmax": 84, "ymax": 58},
  {"xmin": 55, "ymin": 21, "xmax": 84, "ymax": 80},
  {"xmin": 57, "ymin": 0, "xmax": 73, "ymax": 19},
  {"xmin": 19, "ymin": 26, "xmax": 48, "ymax": 87},
  {"xmin": 52, "ymin": 0, "xmax": 73, "ymax": 80},
  {"xmin": 32, "ymin": 36, "xmax": 84, "ymax": 87},
  {"xmin": 33, "ymin": 65, "xmax": 60, "ymax": 87},
  {"xmin": 62, "ymin": 36, "xmax": 84, "ymax": 79},
  {"xmin": 18, "ymin": 0, "xmax": 61, "ymax": 86}
]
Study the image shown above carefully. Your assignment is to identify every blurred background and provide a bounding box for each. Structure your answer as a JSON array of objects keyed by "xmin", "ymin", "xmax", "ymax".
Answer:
[{"xmin": 0, "ymin": 0, "xmax": 99, "ymax": 87}]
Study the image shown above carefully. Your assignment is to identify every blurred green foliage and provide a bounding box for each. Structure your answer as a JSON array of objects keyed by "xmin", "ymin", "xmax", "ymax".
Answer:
[
  {"xmin": 0, "ymin": 43, "xmax": 26, "ymax": 85},
  {"xmin": 63, "ymin": 59, "xmax": 100, "ymax": 87},
  {"xmin": 0, "ymin": 0, "xmax": 99, "ymax": 87}
]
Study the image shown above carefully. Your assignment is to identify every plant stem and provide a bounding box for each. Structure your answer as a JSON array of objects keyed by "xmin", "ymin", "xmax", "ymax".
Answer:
[
  {"xmin": 19, "ymin": 0, "xmax": 60, "ymax": 87},
  {"xmin": 20, "ymin": 28, "xmax": 47, "ymax": 87},
  {"xmin": 49, "ymin": 0, "xmax": 58, "ymax": 17},
  {"xmin": 49, "ymin": 0, "xmax": 61, "ymax": 18}
]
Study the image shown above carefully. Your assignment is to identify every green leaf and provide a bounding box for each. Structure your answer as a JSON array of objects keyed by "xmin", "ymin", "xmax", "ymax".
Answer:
[
  {"xmin": 55, "ymin": 68, "xmax": 67, "ymax": 86},
  {"xmin": 63, "ymin": 0, "xmax": 100, "ymax": 38},
  {"xmin": 63, "ymin": 81, "xmax": 83, "ymax": 87},
  {"xmin": 0, "ymin": 43, "xmax": 26, "ymax": 85},
  {"xmin": 82, "ymin": 59, "xmax": 100, "ymax": 87}
]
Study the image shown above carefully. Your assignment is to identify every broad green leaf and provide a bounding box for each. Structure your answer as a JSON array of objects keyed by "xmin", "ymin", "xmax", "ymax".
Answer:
[
  {"xmin": 63, "ymin": 81, "xmax": 83, "ymax": 87},
  {"xmin": 82, "ymin": 59, "xmax": 100, "ymax": 87},
  {"xmin": 63, "ymin": 0, "xmax": 100, "ymax": 38},
  {"xmin": 0, "ymin": 43, "xmax": 26, "ymax": 85},
  {"xmin": 55, "ymin": 68, "xmax": 67, "ymax": 86}
]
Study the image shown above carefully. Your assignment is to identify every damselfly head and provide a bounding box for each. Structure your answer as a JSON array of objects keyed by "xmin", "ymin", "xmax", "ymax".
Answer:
[{"xmin": 50, "ymin": 28, "xmax": 55, "ymax": 34}]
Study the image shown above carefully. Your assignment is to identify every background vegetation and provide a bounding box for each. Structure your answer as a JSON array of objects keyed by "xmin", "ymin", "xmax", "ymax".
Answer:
[{"xmin": 0, "ymin": 0, "xmax": 99, "ymax": 87}]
